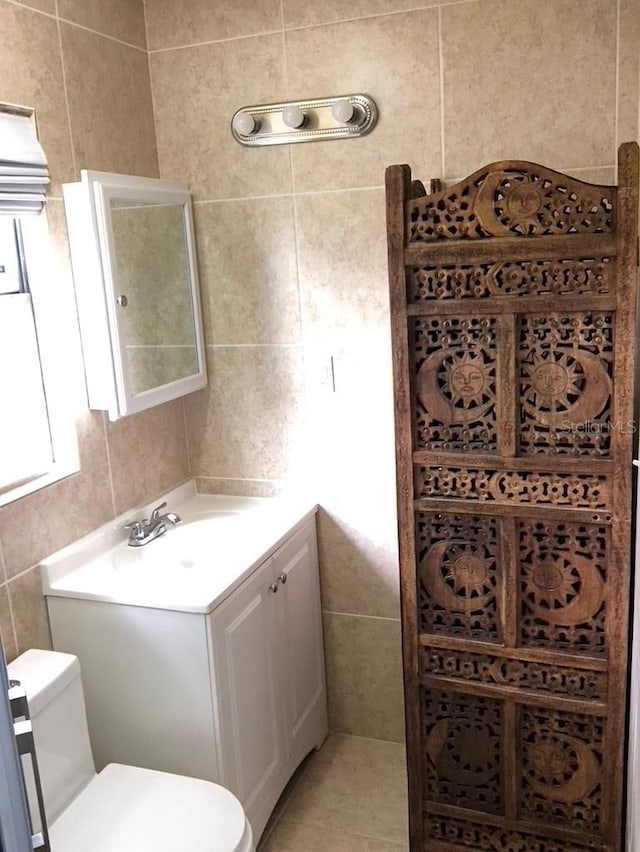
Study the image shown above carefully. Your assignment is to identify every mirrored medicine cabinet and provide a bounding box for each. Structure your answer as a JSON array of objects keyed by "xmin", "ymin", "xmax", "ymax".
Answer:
[{"xmin": 63, "ymin": 171, "xmax": 207, "ymax": 421}]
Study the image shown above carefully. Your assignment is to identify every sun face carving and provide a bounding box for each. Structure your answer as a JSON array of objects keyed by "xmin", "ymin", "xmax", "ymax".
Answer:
[
  {"xmin": 445, "ymin": 553, "xmax": 488, "ymax": 594},
  {"xmin": 522, "ymin": 353, "xmax": 583, "ymax": 412},
  {"xmin": 523, "ymin": 557, "xmax": 579, "ymax": 611},
  {"xmin": 439, "ymin": 352, "xmax": 492, "ymax": 409}
]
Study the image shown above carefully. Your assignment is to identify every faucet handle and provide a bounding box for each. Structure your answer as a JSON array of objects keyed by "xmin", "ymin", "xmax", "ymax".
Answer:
[
  {"xmin": 149, "ymin": 501, "xmax": 167, "ymax": 522},
  {"xmin": 124, "ymin": 519, "xmax": 144, "ymax": 541}
]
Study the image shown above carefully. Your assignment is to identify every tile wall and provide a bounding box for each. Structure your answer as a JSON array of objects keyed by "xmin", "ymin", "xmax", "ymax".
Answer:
[
  {"xmin": 147, "ymin": 0, "xmax": 639, "ymax": 742},
  {"xmin": 0, "ymin": 0, "xmax": 190, "ymax": 662}
]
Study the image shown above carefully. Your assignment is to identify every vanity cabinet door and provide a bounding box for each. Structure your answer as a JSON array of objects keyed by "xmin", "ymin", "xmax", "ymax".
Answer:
[
  {"xmin": 274, "ymin": 522, "xmax": 327, "ymax": 769},
  {"xmin": 208, "ymin": 556, "xmax": 286, "ymax": 831}
]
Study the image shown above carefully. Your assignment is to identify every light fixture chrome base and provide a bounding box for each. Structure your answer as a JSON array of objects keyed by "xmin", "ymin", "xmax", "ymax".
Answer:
[{"xmin": 231, "ymin": 94, "xmax": 378, "ymax": 147}]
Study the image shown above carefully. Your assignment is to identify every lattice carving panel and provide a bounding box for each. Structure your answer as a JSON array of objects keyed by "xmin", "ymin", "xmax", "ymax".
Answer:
[
  {"xmin": 423, "ymin": 813, "xmax": 601, "ymax": 852},
  {"xmin": 520, "ymin": 706, "xmax": 604, "ymax": 832},
  {"xmin": 420, "ymin": 648, "xmax": 607, "ymax": 701},
  {"xmin": 407, "ymin": 257, "xmax": 614, "ymax": 301},
  {"xmin": 416, "ymin": 514, "xmax": 500, "ymax": 641},
  {"xmin": 518, "ymin": 313, "xmax": 613, "ymax": 457},
  {"xmin": 407, "ymin": 164, "xmax": 614, "ymax": 241},
  {"xmin": 411, "ymin": 317, "xmax": 497, "ymax": 452},
  {"xmin": 422, "ymin": 688, "xmax": 503, "ymax": 815},
  {"xmin": 518, "ymin": 520, "xmax": 607, "ymax": 656},
  {"xmin": 414, "ymin": 466, "xmax": 611, "ymax": 511}
]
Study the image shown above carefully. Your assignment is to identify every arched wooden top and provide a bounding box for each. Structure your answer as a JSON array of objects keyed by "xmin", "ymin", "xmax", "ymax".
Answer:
[{"xmin": 404, "ymin": 160, "xmax": 616, "ymax": 242}]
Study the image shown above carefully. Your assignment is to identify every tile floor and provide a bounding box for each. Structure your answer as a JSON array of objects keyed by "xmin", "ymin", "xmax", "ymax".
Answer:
[{"xmin": 257, "ymin": 734, "xmax": 409, "ymax": 851}]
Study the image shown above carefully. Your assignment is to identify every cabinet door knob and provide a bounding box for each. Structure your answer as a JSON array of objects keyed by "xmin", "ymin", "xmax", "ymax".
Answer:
[
  {"xmin": 278, "ymin": 572, "xmax": 287, "ymax": 584},
  {"xmin": 268, "ymin": 582, "xmax": 279, "ymax": 594}
]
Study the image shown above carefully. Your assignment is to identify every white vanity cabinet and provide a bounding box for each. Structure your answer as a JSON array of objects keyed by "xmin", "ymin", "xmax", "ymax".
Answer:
[
  {"xmin": 45, "ymin": 510, "xmax": 327, "ymax": 843},
  {"xmin": 210, "ymin": 521, "xmax": 327, "ymax": 838}
]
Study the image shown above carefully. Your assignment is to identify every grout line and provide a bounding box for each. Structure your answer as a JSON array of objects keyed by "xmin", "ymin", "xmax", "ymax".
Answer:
[
  {"xmin": 193, "ymin": 184, "xmax": 385, "ymax": 206},
  {"xmin": 148, "ymin": 27, "xmax": 282, "ymax": 54},
  {"xmin": 322, "ymin": 609, "xmax": 401, "ymax": 623},
  {"xmin": 614, "ymin": 0, "xmax": 620, "ymax": 174},
  {"xmin": 56, "ymin": 15, "xmax": 148, "ymax": 52},
  {"xmin": 206, "ymin": 342, "xmax": 302, "ymax": 349},
  {"xmin": 0, "ymin": 0, "xmax": 56, "ymax": 19},
  {"xmin": 437, "ymin": 5, "xmax": 446, "ymax": 179},
  {"xmin": 0, "ymin": 537, "xmax": 18, "ymax": 656},
  {"xmin": 196, "ymin": 475, "xmax": 278, "ymax": 483},
  {"xmin": 141, "ymin": 0, "xmax": 162, "ymax": 178},
  {"xmin": 100, "ymin": 412, "xmax": 118, "ymax": 520},
  {"xmin": 181, "ymin": 397, "xmax": 193, "ymax": 480},
  {"xmin": 330, "ymin": 730, "xmax": 406, "ymax": 746},
  {"xmin": 55, "ymin": 0, "xmax": 77, "ymax": 178},
  {"xmin": 147, "ymin": 0, "xmax": 481, "ymax": 55},
  {"xmin": 278, "ymin": 0, "xmax": 476, "ymax": 35}
]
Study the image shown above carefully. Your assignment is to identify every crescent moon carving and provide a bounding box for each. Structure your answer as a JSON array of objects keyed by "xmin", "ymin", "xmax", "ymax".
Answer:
[
  {"xmin": 416, "ymin": 348, "xmax": 492, "ymax": 425},
  {"xmin": 425, "ymin": 720, "xmax": 448, "ymax": 765},
  {"xmin": 421, "ymin": 542, "xmax": 492, "ymax": 613},
  {"xmin": 526, "ymin": 735, "xmax": 600, "ymax": 803},
  {"xmin": 523, "ymin": 349, "xmax": 611, "ymax": 428},
  {"xmin": 528, "ymin": 554, "xmax": 604, "ymax": 626}
]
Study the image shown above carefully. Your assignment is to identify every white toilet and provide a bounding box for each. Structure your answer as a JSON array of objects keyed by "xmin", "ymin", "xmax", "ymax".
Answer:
[{"xmin": 8, "ymin": 649, "xmax": 255, "ymax": 852}]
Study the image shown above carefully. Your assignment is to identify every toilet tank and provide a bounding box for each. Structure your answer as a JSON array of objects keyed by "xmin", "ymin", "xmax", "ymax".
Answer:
[{"xmin": 7, "ymin": 649, "xmax": 96, "ymax": 825}]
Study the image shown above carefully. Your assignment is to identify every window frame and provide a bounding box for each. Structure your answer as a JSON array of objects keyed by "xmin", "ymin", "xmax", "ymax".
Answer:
[{"xmin": 0, "ymin": 210, "xmax": 80, "ymax": 507}]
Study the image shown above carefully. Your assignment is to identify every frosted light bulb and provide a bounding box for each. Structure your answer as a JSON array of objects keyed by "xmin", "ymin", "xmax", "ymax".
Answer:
[
  {"xmin": 331, "ymin": 99, "xmax": 354, "ymax": 124},
  {"xmin": 232, "ymin": 112, "xmax": 258, "ymax": 136},
  {"xmin": 282, "ymin": 105, "xmax": 305, "ymax": 128}
]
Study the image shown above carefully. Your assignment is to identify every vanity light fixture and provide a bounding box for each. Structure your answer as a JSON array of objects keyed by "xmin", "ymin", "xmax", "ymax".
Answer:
[{"xmin": 231, "ymin": 94, "xmax": 378, "ymax": 147}]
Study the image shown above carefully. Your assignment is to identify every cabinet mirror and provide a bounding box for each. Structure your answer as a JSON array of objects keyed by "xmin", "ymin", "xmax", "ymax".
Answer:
[{"xmin": 63, "ymin": 171, "xmax": 207, "ymax": 420}]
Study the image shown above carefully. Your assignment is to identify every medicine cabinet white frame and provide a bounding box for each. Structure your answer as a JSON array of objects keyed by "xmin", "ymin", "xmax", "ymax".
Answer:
[{"xmin": 63, "ymin": 171, "xmax": 207, "ymax": 421}]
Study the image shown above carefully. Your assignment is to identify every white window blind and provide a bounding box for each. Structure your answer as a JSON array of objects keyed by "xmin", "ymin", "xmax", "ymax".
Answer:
[
  {"xmin": 0, "ymin": 293, "xmax": 53, "ymax": 487},
  {"xmin": 0, "ymin": 105, "xmax": 49, "ymax": 215}
]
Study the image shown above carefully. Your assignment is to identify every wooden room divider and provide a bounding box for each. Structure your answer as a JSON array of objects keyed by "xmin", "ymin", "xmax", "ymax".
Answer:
[{"xmin": 386, "ymin": 143, "xmax": 639, "ymax": 852}]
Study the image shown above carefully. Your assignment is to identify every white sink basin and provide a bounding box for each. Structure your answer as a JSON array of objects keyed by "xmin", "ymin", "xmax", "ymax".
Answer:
[
  {"xmin": 112, "ymin": 514, "xmax": 244, "ymax": 571},
  {"xmin": 40, "ymin": 482, "xmax": 317, "ymax": 613}
]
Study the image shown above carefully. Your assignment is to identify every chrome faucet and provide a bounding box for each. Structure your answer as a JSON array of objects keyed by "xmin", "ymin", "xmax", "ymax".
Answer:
[{"xmin": 125, "ymin": 501, "xmax": 182, "ymax": 547}]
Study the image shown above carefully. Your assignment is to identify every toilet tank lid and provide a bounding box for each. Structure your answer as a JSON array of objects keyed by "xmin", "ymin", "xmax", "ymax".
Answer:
[{"xmin": 7, "ymin": 649, "xmax": 81, "ymax": 717}]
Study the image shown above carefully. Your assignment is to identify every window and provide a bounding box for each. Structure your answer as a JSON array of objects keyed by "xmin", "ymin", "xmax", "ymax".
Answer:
[
  {"xmin": 0, "ymin": 219, "xmax": 53, "ymax": 490},
  {"xmin": 0, "ymin": 105, "xmax": 78, "ymax": 504}
]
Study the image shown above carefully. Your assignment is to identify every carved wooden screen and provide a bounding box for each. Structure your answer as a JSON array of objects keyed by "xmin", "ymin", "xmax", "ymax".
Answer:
[{"xmin": 385, "ymin": 143, "xmax": 639, "ymax": 852}]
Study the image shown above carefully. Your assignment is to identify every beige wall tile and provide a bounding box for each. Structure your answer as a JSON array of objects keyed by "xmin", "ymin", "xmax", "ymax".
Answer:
[
  {"xmin": 185, "ymin": 346, "xmax": 306, "ymax": 479},
  {"xmin": 262, "ymin": 818, "xmax": 406, "ymax": 851},
  {"xmin": 196, "ymin": 478, "xmax": 281, "ymax": 497},
  {"xmin": 296, "ymin": 189, "xmax": 388, "ymax": 346},
  {"xmin": 194, "ymin": 198, "xmax": 300, "ymax": 345},
  {"xmin": 283, "ymin": 0, "xmax": 431, "ymax": 29},
  {"xmin": 563, "ymin": 166, "xmax": 617, "ymax": 185},
  {"xmin": 57, "ymin": 0, "xmax": 147, "ymax": 47},
  {"xmin": 0, "ymin": 585, "xmax": 18, "ymax": 663},
  {"xmin": 60, "ymin": 22, "xmax": 158, "ymax": 176},
  {"xmin": 0, "ymin": 2, "xmax": 74, "ymax": 192},
  {"xmin": 284, "ymin": 734, "xmax": 408, "ymax": 841},
  {"xmin": 286, "ymin": 11, "xmax": 441, "ymax": 192},
  {"xmin": 9, "ymin": 569, "xmax": 51, "ymax": 654},
  {"xmin": 0, "ymin": 412, "xmax": 114, "ymax": 578},
  {"xmin": 145, "ymin": 0, "xmax": 281, "ymax": 50},
  {"xmin": 150, "ymin": 34, "xmax": 290, "ymax": 200},
  {"xmin": 322, "ymin": 613, "xmax": 404, "ymax": 742},
  {"xmin": 105, "ymin": 399, "xmax": 189, "ymax": 515},
  {"xmin": 442, "ymin": 0, "xmax": 617, "ymax": 178},
  {"xmin": 317, "ymin": 510, "xmax": 399, "ymax": 619},
  {"xmin": 617, "ymin": 0, "xmax": 640, "ymax": 145}
]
